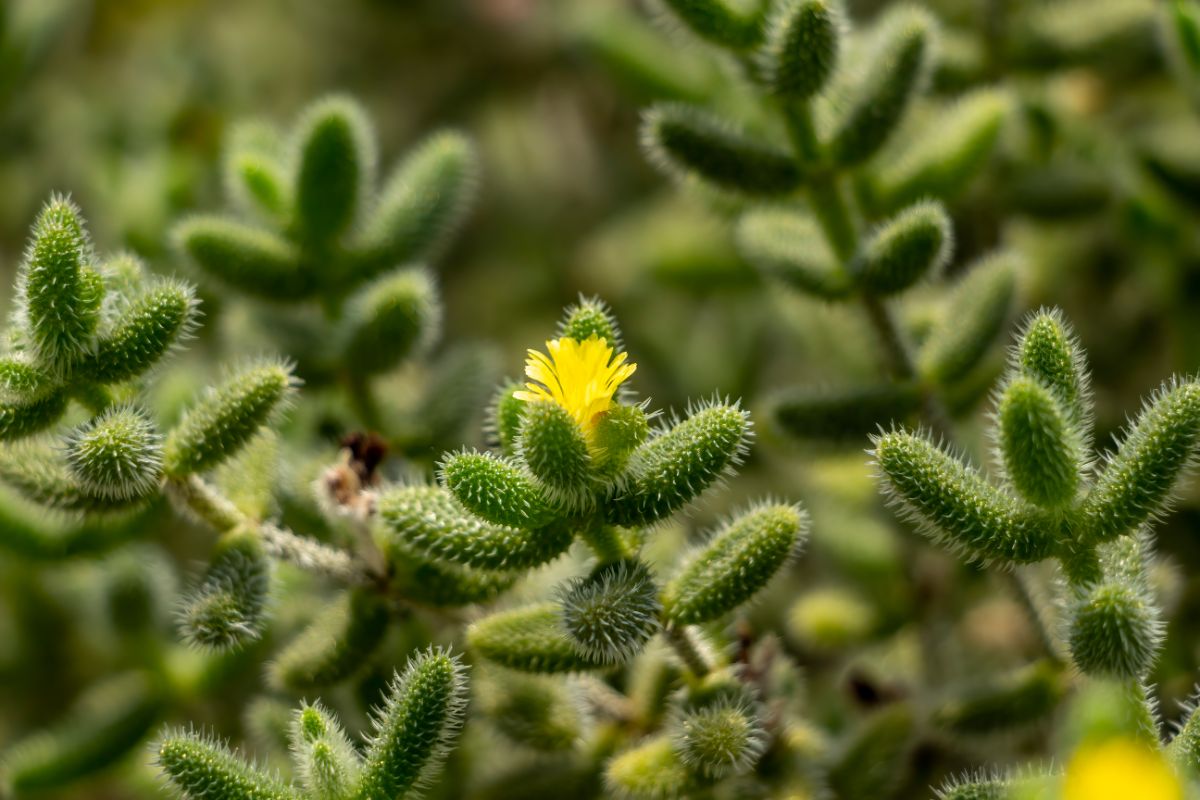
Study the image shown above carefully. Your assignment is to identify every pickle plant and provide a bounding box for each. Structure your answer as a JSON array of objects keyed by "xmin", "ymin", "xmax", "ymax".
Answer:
[
  {"xmin": 376, "ymin": 298, "xmax": 810, "ymax": 795},
  {"xmin": 642, "ymin": 0, "xmax": 1016, "ymax": 441},
  {"xmin": 875, "ymin": 308, "xmax": 1200, "ymax": 797},
  {"xmin": 174, "ymin": 94, "xmax": 481, "ymax": 446}
]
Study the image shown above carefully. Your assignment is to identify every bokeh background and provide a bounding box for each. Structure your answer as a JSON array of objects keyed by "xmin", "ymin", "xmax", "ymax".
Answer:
[{"xmin": 4, "ymin": 0, "xmax": 1200, "ymax": 797}]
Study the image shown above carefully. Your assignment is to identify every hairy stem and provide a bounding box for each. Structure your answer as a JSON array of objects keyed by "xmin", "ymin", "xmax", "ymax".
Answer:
[
  {"xmin": 167, "ymin": 474, "xmax": 368, "ymax": 583},
  {"xmin": 663, "ymin": 624, "xmax": 711, "ymax": 679}
]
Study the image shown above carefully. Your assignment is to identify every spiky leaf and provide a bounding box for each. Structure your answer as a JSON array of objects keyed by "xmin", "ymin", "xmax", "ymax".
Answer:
[
  {"xmin": 356, "ymin": 648, "xmax": 468, "ymax": 800},
  {"xmin": 606, "ymin": 402, "xmax": 751, "ymax": 527},
  {"xmin": 643, "ymin": 105, "xmax": 803, "ymax": 196},
  {"xmin": 662, "ymin": 503, "xmax": 806, "ymax": 625}
]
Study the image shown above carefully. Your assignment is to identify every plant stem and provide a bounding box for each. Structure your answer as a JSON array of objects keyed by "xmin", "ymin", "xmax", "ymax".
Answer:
[
  {"xmin": 581, "ymin": 523, "xmax": 633, "ymax": 564},
  {"xmin": 166, "ymin": 474, "xmax": 368, "ymax": 583},
  {"xmin": 663, "ymin": 624, "xmax": 711, "ymax": 679}
]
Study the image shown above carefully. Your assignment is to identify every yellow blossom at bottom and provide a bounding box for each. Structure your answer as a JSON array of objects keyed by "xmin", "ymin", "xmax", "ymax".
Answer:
[{"xmin": 1063, "ymin": 738, "xmax": 1182, "ymax": 800}]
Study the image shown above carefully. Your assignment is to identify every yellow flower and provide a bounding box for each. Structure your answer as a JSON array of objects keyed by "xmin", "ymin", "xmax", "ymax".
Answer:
[
  {"xmin": 1063, "ymin": 738, "xmax": 1182, "ymax": 800},
  {"xmin": 514, "ymin": 336, "xmax": 636, "ymax": 436}
]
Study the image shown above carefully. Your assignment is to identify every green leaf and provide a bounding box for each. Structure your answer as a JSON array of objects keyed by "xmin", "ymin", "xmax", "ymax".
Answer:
[
  {"xmin": 79, "ymin": 280, "xmax": 199, "ymax": 385},
  {"xmin": 0, "ymin": 439, "xmax": 146, "ymax": 512},
  {"xmin": 176, "ymin": 216, "xmax": 312, "ymax": 299},
  {"xmin": 488, "ymin": 381, "xmax": 525, "ymax": 458},
  {"xmin": 339, "ymin": 268, "xmax": 440, "ymax": 374},
  {"xmin": 64, "ymin": 405, "xmax": 164, "ymax": 501},
  {"xmin": 1081, "ymin": 380, "xmax": 1200, "ymax": 543},
  {"xmin": 852, "ymin": 200, "xmax": 952, "ymax": 296},
  {"xmin": 559, "ymin": 559, "xmax": 661, "ymax": 665},
  {"xmin": 605, "ymin": 735, "xmax": 694, "ymax": 800},
  {"xmin": 872, "ymin": 430, "xmax": 1056, "ymax": 564},
  {"xmin": 0, "ymin": 389, "xmax": 68, "ymax": 442},
  {"xmin": 869, "ymin": 88, "xmax": 1009, "ymax": 211},
  {"xmin": 829, "ymin": 8, "xmax": 935, "ymax": 166},
  {"xmin": 19, "ymin": 196, "xmax": 102, "ymax": 372},
  {"xmin": 643, "ymin": 104, "xmax": 803, "ymax": 196},
  {"xmin": 292, "ymin": 96, "xmax": 376, "ymax": 244},
  {"xmin": 559, "ymin": 296, "xmax": 623, "ymax": 348},
  {"xmin": 606, "ymin": 401, "xmax": 751, "ymax": 527},
  {"xmin": 441, "ymin": 450, "xmax": 555, "ymax": 528},
  {"xmin": 763, "ymin": 0, "xmax": 839, "ymax": 100},
  {"xmin": 356, "ymin": 648, "xmax": 468, "ymax": 800},
  {"xmin": 290, "ymin": 703, "xmax": 361, "ymax": 800},
  {"xmin": 661, "ymin": 503, "xmax": 806, "ymax": 625},
  {"xmin": 735, "ymin": 209, "xmax": 851, "ymax": 299},
  {"xmin": 165, "ymin": 360, "xmax": 296, "ymax": 477},
  {"xmin": 517, "ymin": 399, "xmax": 595, "ymax": 508},
  {"xmin": 468, "ymin": 604, "xmax": 611, "ymax": 673},
  {"xmin": 5, "ymin": 671, "xmax": 163, "ymax": 793},
  {"xmin": 377, "ymin": 484, "xmax": 572, "ymax": 571},
  {"xmin": 350, "ymin": 131, "xmax": 478, "ymax": 282},
  {"xmin": 659, "ymin": 0, "xmax": 765, "ymax": 50},
  {"xmin": 384, "ymin": 541, "xmax": 518, "ymax": 607},
  {"xmin": 1068, "ymin": 582, "xmax": 1162, "ymax": 679},
  {"xmin": 270, "ymin": 588, "xmax": 390, "ymax": 692},
  {"xmin": 179, "ymin": 528, "xmax": 271, "ymax": 650},
  {"xmin": 592, "ymin": 403, "xmax": 651, "ymax": 478},
  {"xmin": 996, "ymin": 376, "xmax": 1082, "ymax": 508},
  {"xmin": 670, "ymin": 695, "xmax": 767, "ymax": 779},
  {"xmin": 918, "ymin": 251, "xmax": 1016, "ymax": 386},
  {"xmin": 1014, "ymin": 309, "xmax": 1091, "ymax": 429},
  {"xmin": 156, "ymin": 728, "xmax": 299, "ymax": 800}
]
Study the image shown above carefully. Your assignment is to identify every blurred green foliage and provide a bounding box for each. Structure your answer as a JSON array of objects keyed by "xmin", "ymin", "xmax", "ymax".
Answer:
[{"xmin": 6, "ymin": 0, "xmax": 1200, "ymax": 798}]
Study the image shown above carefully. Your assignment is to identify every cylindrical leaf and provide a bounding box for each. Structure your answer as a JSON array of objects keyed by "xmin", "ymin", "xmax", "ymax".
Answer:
[
  {"xmin": 517, "ymin": 399, "xmax": 595, "ymax": 507},
  {"xmin": 156, "ymin": 728, "xmax": 297, "ymax": 800},
  {"xmin": 852, "ymin": 201, "xmax": 952, "ymax": 296},
  {"xmin": 764, "ymin": 0, "xmax": 839, "ymax": 99},
  {"xmin": 5, "ymin": 671, "xmax": 163, "ymax": 793},
  {"xmin": 20, "ymin": 196, "xmax": 102, "ymax": 371},
  {"xmin": 918, "ymin": 252, "xmax": 1016, "ymax": 386},
  {"xmin": 997, "ymin": 376, "xmax": 1082, "ymax": 508},
  {"xmin": 606, "ymin": 402, "xmax": 751, "ymax": 527},
  {"xmin": 165, "ymin": 361, "xmax": 296, "ymax": 477},
  {"xmin": 1068, "ymin": 582, "xmax": 1162, "ymax": 679},
  {"xmin": 270, "ymin": 587, "xmax": 389, "ymax": 691},
  {"xmin": 292, "ymin": 96, "xmax": 376, "ymax": 244},
  {"xmin": 64, "ymin": 406, "xmax": 164, "ymax": 501},
  {"xmin": 378, "ymin": 484, "xmax": 573, "ymax": 571},
  {"xmin": 175, "ymin": 216, "xmax": 312, "ymax": 299},
  {"xmin": 80, "ymin": 280, "xmax": 199, "ymax": 384},
  {"xmin": 179, "ymin": 528, "xmax": 271, "ymax": 650},
  {"xmin": 339, "ymin": 268, "xmax": 440, "ymax": 374},
  {"xmin": 350, "ymin": 131, "xmax": 478, "ymax": 282},
  {"xmin": 1081, "ymin": 381, "xmax": 1200, "ymax": 543},
  {"xmin": 356, "ymin": 648, "xmax": 468, "ymax": 800},
  {"xmin": 289, "ymin": 702, "xmax": 361, "ymax": 800},
  {"xmin": 829, "ymin": 9, "xmax": 934, "ymax": 166},
  {"xmin": 662, "ymin": 503, "xmax": 806, "ymax": 625},
  {"xmin": 869, "ymin": 88, "xmax": 1009, "ymax": 212},
  {"xmin": 872, "ymin": 430, "xmax": 1056, "ymax": 564},
  {"xmin": 660, "ymin": 0, "xmax": 765, "ymax": 49},
  {"xmin": 468, "ymin": 604, "xmax": 611, "ymax": 673},
  {"xmin": 441, "ymin": 450, "xmax": 554, "ymax": 529},
  {"xmin": 771, "ymin": 383, "xmax": 922, "ymax": 442},
  {"xmin": 643, "ymin": 104, "xmax": 803, "ymax": 196},
  {"xmin": 559, "ymin": 559, "xmax": 661, "ymax": 665}
]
